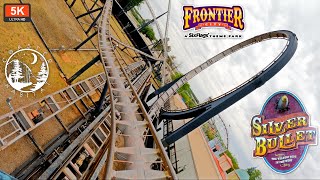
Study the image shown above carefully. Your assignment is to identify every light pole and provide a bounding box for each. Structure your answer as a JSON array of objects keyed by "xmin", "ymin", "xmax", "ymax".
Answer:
[
  {"xmin": 217, "ymin": 114, "xmax": 229, "ymax": 149},
  {"xmin": 6, "ymin": 97, "xmax": 14, "ymax": 111}
]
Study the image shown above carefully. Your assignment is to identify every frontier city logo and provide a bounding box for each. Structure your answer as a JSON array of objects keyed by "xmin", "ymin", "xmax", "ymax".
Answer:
[
  {"xmin": 251, "ymin": 91, "xmax": 317, "ymax": 174},
  {"xmin": 2, "ymin": 46, "xmax": 51, "ymax": 97},
  {"xmin": 182, "ymin": 5, "xmax": 244, "ymax": 39}
]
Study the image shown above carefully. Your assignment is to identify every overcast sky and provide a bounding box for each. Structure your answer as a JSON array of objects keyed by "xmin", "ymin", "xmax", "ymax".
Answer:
[{"xmin": 137, "ymin": 0, "xmax": 320, "ymax": 179}]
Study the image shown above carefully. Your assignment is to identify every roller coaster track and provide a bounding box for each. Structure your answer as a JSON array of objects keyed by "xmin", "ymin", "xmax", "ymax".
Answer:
[
  {"xmin": 5, "ymin": 61, "xmax": 150, "ymax": 179},
  {"xmin": 111, "ymin": 36, "xmax": 164, "ymax": 62},
  {"xmin": 144, "ymin": 0, "xmax": 172, "ymax": 86},
  {"xmin": 19, "ymin": 61, "xmax": 150, "ymax": 179},
  {"xmin": 1, "ymin": 1, "xmax": 298, "ymax": 178},
  {"xmin": 0, "ymin": 58, "xmax": 146, "ymax": 151},
  {"xmin": 0, "ymin": 73, "xmax": 106, "ymax": 151},
  {"xmin": 148, "ymin": 30, "xmax": 298, "ymax": 146},
  {"xmin": 36, "ymin": 67, "xmax": 151, "ymax": 179},
  {"xmin": 96, "ymin": 0, "xmax": 176, "ymax": 179}
]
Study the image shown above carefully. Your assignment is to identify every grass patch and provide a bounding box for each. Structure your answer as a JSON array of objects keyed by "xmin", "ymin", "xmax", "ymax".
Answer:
[
  {"xmin": 139, "ymin": 23, "xmax": 156, "ymax": 41},
  {"xmin": 131, "ymin": 7, "xmax": 144, "ymax": 24},
  {"xmin": 130, "ymin": 7, "xmax": 157, "ymax": 41},
  {"xmin": 222, "ymin": 150, "xmax": 240, "ymax": 169},
  {"xmin": 202, "ymin": 122, "xmax": 240, "ymax": 169},
  {"xmin": 202, "ymin": 123, "xmax": 215, "ymax": 140}
]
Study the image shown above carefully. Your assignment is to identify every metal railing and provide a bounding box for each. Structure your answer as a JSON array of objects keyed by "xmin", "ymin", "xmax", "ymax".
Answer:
[
  {"xmin": 149, "ymin": 32, "xmax": 295, "ymax": 116},
  {"xmin": 163, "ymin": 37, "xmax": 290, "ymax": 113},
  {"xmin": 97, "ymin": 0, "xmax": 176, "ymax": 179}
]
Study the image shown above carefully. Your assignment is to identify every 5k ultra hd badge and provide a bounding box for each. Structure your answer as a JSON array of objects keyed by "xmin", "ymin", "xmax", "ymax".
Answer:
[
  {"xmin": 251, "ymin": 91, "xmax": 317, "ymax": 174},
  {"xmin": 4, "ymin": 4, "xmax": 31, "ymax": 22}
]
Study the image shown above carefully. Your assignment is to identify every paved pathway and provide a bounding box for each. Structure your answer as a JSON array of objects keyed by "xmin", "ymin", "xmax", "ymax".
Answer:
[{"xmin": 171, "ymin": 94, "xmax": 221, "ymax": 179}]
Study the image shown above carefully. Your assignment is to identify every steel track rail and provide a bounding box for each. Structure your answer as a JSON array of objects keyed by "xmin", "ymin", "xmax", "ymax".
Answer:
[
  {"xmin": 2, "ymin": 61, "xmax": 147, "ymax": 179},
  {"xmin": 154, "ymin": 31, "xmax": 298, "ymax": 146},
  {"xmin": 0, "ymin": 73, "xmax": 105, "ymax": 150},
  {"xmin": 0, "ymin": 60, "xmax": 146, "ymax": 152},
  {"xmin": 24, "ymin": 63, "xmax": 150, "ymax": 179},
  {"xmin": 38, "ymin": 110, "xmax": 111, "ymax": 179},
  {"xmin": 49, "ymin": 68, "xmax": 152, "ymax": 179},
  {"xmin": 149, "ymin": 31, "xmax": 298, "ymax": 119},
  {"xmin": 111, "ymin": 36, "xmax": 164, "ymax": 61},
  {"xmin": 98, "ymin": 0, "xmax": 176, "ymax": 179},
  {"xmin": 144, "ymin": 0, "xmax": 169, "ymax": 86}
]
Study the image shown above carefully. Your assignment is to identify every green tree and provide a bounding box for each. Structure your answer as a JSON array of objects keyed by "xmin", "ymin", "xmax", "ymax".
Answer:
[
  {"xmin": 202, "ymin": 123, "xmax": 215, "ymax": 140},
  {"xmin": 129, "ymin": 0, "xmax": 144, "ymax": 7},
  {"xmin": 246, "ymin": 167, "xmax": 262, "ymax": 180},
  {"xmin": 140, "ymin": 25, "xmax": 156, "ymax": 41},
  {"xmin": 224, "ymin": 150, "xmax": 239, "ymax": 169},
  {"xmin": 170, "ymin": 71, "xmax": 197, "ymax": 108},
  {"xmin": 123, "ymin": 0, "xmax": 145, "ymax": 11},
  {"xmin": 131, "ymin": 7, "xmax": 143, "ymax": 24},
  {"xmin": 171, "ymin": 71, "xmax": 183, "ymax": 80},
  {"xmin": 203, "ymin": 123, "xmax": 209, "ymax": 131},
  {"xmin": 167, "ymin": 55, "xmax": 176, "ymax": 67},
  {"xmin": 206, "ymin": 129, "xmax": 215, "ymax": 140}
]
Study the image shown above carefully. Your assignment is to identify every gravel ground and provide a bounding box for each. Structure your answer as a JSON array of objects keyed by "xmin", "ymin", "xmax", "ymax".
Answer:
[
  {"xmin": 0, "ymin": 136, "xmax": 38, "ymax": 173},
  {"xmin": 30, "ymin": 117, "xmax": 65, "ymax": 148}
]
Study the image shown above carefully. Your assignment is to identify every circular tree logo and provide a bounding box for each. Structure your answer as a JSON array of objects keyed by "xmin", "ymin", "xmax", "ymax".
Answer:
[{"xmin": 5, "ymin": 48, "xmax": 49, "ymax": 93}]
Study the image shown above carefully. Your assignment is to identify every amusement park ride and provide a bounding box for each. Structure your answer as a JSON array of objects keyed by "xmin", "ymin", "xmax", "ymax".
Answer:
[{"xmin": 0, "ymin": 0, "xmax": 297, "ymax": 179}]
